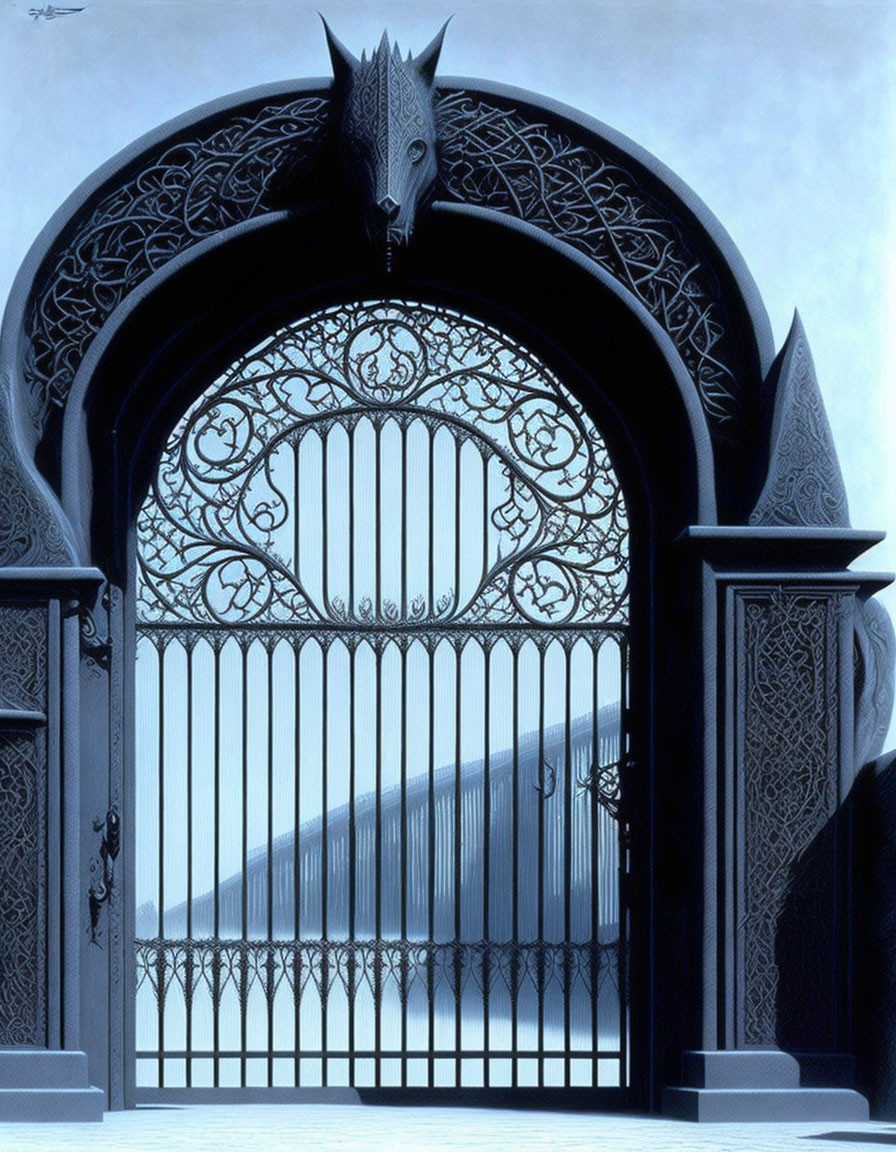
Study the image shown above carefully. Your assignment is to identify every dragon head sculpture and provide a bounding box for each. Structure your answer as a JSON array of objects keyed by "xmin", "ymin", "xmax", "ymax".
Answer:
[{"xmin": 323, "ymin": 19, "xmax": 449, "ymax": 264}]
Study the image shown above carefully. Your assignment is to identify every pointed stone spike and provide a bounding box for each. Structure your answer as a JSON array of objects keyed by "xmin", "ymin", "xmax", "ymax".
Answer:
[
  {"xmin": 378, "ymin": 28, "xmax": 391, "ymax": 53},
  {"xmin": 414, "ymin": 17, "xmax": 452, "ymax": 86},
  {"xmin": 749, "ymin": 311, "xmax": 850, "ymax": 526},
  {"xmin": 319, "ymin": 15, "xmax": 359, "ymax": 87}
]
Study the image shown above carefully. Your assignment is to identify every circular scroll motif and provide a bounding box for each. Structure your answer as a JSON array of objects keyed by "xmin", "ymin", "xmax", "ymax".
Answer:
[{"xmin": 136, "ymin": 299, "xmax": 628, "ymax": 628}]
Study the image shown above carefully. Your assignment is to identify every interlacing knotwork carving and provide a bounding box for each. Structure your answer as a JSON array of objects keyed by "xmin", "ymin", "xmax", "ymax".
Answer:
[
  {"xmin": 0, "ymin": 604, "xmax": 46, "ymax": 712},
  {"xmin": 0, "ymin": 731, "xmax": 46, "ymax": 1046},
  {"xmin": 749, "ymin": 314, "xmax": 849, "ymax": 527},
  {"xmin": 136, "ymin": 299, "xmax": 628, "ymax": 629},
  {"xmin": 740, "ymin": 590, "xmax": 840, "ymax": 1046},
  {"xmin": 21, "ymin": 84, "xmax": 748, "ymax": 455},
  {"xmin": 23, "ymin": 95, "xmax": 330, "ymax": 433},
  {"xmin": 435, "ymin": 92, "xmax": 738, "ymax": 428}
]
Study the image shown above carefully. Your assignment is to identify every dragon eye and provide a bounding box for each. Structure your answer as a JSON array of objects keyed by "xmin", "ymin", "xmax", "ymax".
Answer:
[{"xmin": 407, "ymin": 138, "xmax": 427, "ymax": 164}]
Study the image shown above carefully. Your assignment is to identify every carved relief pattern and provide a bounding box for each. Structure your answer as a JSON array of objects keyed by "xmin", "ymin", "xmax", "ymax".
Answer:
[
  {"xmin": 749, "ymin": 318, "xmax": 849, "ymax": 526},
  {"xmin": 0, "ymin": 390, "xmax": 72, "ymax": 566},
  {"xmin": 21, "ymin": 85, "xmax": 749, "ymax": 454},
  {"xmin": 740, "ymin": 590, "xmax": 839, "ymax": 1046},
  {"xmin": 0, "ymin": 730, "xmax": 46, "ymax": 1046},
  {"xmin": 436, "ymin": 92, "xmax": 739, "ymax": 428},
  {"xmin": 0, "ymin": 604, "xmax": 46, "ymax": 712},
  {"xmin": 854, "ymin": 596, "xmax": 896, "ymax": 769},
  {"xmin": 24, "ymin": 95, "xmax": 330, "ymax": 434}
]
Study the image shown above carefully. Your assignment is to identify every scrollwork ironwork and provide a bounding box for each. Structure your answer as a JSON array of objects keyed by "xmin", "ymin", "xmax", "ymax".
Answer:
[{"xmin": 136, "ymin": 299, "xmax": 628, "ymax": 630}]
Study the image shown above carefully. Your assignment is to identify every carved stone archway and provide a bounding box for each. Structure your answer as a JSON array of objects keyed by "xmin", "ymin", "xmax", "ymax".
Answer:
[{"xmin": 0, "ymin": 32, "xmax": 890, "ymax": 1121}]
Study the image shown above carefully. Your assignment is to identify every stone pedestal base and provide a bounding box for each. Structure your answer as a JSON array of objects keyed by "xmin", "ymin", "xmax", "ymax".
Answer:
[
  {"xmin": 0, "ymin": 1052, "xmax": 104, "ymax": 1122},
  {"xmin": 663, "ymin": 1051, "xmax": 869, "ymax": 1122}
]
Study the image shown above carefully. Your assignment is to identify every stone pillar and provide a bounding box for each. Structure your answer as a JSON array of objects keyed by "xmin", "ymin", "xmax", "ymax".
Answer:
[
  {"xmin": 663, "ymin": 527, "xmax": 885, "ymax": 1120},
  {"xmin": 0, "ymin": 569, "xmax": 105, "ymax": 1121}
]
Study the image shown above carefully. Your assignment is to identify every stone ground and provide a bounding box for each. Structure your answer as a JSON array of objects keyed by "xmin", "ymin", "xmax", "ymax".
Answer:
[{"xmin": 0, "ymin": 1106, "xmax": 895, "ymax": 1152}]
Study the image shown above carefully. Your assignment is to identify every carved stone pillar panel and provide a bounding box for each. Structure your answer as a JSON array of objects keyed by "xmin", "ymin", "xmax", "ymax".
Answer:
[
  {"xmin": 0, "ymin": 601, "xmax": 49, "ymax": 1048},
  {"xmin": 730, "ymin": 584, "xmax": 849, "ymax": 1051},
  {"xmin": 0, "ymin": 573, "xmax": 106, "ymax": 1119}
]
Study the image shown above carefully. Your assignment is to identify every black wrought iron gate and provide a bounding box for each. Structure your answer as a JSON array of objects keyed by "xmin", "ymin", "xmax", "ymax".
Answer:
[{"xmin": 133, "ymin": 300, "xmax": 630, "ymax": 1096}]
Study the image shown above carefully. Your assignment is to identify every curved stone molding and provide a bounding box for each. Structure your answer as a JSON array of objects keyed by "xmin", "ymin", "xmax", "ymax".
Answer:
[
  {"xmin": 855, "ymin": 596, "xmax": 896, "ymax": 769},
  {"xmin": 0, "ymin": 377, "xmax": 76, "ymax": 566},
  {"xmin": 436, "ymin": 91, "xmax": 740, "ymax": 430},
  {"xmin": 11, "ymin": 77, "xmax": 770, "ymax": 490},
  {"xmin": 23, "ymin": 93, "xmax": 331, "ymax": 439},
  {"xmin": 749, "ymin": 312, "xmax": 849, "ymax": 527}
]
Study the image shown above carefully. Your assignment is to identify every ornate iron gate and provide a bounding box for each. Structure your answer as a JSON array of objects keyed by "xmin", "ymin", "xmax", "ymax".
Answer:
[{"xmin": 133, "ymin": 300, "xmax": 630, "ymax": 1094}]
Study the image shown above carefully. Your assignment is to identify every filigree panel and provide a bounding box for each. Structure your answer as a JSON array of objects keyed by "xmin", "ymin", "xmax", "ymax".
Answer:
[
  {"xmin": 738, "ymin": 590, "xmax": 841, "ymax": 1047},
  {"xmin": 0, "ymin": 603, "xmax": 46, "ymax": 712},
  {"xmin": 0, "ymin": 730, "xmax": 46, "ymax": 1046},
  {"xmin": 136, "ymin": 300, "xmax": 628, "ymax": 628}
]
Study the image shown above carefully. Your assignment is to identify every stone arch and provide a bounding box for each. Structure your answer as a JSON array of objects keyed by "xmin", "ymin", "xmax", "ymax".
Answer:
[{"xmin": 0, "ymin": 53, "xmax": 885, "ymax": 1122}]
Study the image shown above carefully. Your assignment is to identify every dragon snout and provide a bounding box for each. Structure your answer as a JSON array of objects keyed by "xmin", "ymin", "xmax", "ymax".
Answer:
[{"xmin": 376, "ymin": 195, "xmax": 401, "ymax": 223}]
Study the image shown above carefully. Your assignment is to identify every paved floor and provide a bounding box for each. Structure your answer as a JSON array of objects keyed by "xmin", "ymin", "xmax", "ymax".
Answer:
[{"xmin": 0, "ymin": 1106, "xmax": 895, "ymax": 1152}]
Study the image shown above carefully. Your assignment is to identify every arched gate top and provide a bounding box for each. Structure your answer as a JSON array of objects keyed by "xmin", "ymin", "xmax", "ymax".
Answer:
[{"xmin": 2, "ymin": 76, "xmax": 774, "ymax": 513}]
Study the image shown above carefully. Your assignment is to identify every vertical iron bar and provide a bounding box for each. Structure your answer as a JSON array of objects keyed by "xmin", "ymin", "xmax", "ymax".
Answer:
[
  {"xmin": 348, "ymin": 642, "xmax": 356, "ymax": 1087},
  {"xmin": 267, "ymin": 643, "xmax": 275, "ymax": 1087},
  {"xmin": 349, "ymin": 422, "xmax": 355, "ymax": 617},
  {"xmin": 293, "ymin": 639, "xmax": 302, "ymax": 1088},
  {"xmin": 374, "ymin": 641, "xmax": 383, "ymax": 1086},
  {"xmin": 400, "ymin": 640, "xmax": 409, "ymax": 1087},
  {"xmin": 294, "ymin": 433, "xmax": 303, "ymax": 1090},
  {"xmin": 427, "ymin": 425, "xmax": 435, "ymax": 617},
  {"xmin": 322, "ymin": 428, "xmax": 329, "ymax": 615},
  {"xmin": 590, "ymin": 640, "xmax": 600, "ymax": 1086},
  {"xmin": 563, "ymin": 640, "xmax": 573, "ymax": 1086},
  {"xmin": 321, "ymin": 641, "xmax": 329, "ymax": 1087},
  {"xmin": 619, "ymin": 636, "xmax": 629, "ymax": 1089},
  {"xmin": 537, "ymin": 643, "xmax": 546, "ymax": 1088},
  {"xmin": 185, "ymin": 644, "xmax": 193, "ymax": 1088},
  {"xmin": 454, "ymin": 637, "xmax": 462, "ymax": 1088},
  {"xmin": 213, "ymin": 643, "xmax": 221, "ymax": 1088},
  {"xmin": 401, "ymin": 415, "xmax": 408, "ymax": 620},
  {"xmin": 427, "ymin": 641, "xmax": 436, "ymax": 1088},
  {"xmin": 453, "ymin": 437, "xmax": 461, "ymax": 616},
  {"xmin": 294, "ymin": 434, "xmax": 301, "ymax": 590},
  {"xmin": 240, "ymin": 643, "xmax": 249, "ymax": 1088},
  {"xmin": 482, "ymin": 642, "xmax": 491, "ymax": 1088},
  {"xmin": 375, "ymin": 420, "xmax": 382, "ymax": 617},
  {"xmin": 511, "ymin": 644, "xmax": 519, "ymax": 1088},
  {"xmin": 156, "ymin": 640, "xmax": 165, "ymax": 1088}
]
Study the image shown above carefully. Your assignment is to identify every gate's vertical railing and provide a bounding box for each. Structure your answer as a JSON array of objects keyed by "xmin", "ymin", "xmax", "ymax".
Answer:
[{"xmin": 133, "ymin": 300, "xmax": 630, "ymax": 1096}]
